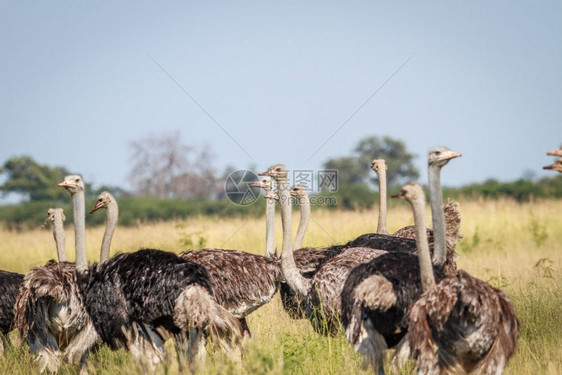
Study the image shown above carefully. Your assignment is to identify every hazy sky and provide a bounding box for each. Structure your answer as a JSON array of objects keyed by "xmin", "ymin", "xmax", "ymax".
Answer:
[{"xmin": 1, "ymin": 1, "xmax": 561, "ymax": 202}]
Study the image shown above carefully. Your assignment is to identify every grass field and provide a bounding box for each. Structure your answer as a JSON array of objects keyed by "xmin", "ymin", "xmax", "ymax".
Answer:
[{"xmin": 1, "ymin": 198, "xmax": 561, "ymax": 374}]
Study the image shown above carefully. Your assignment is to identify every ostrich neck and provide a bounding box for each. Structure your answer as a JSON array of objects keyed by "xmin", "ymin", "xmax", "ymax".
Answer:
[
  {"xmin": 264, "ymin": 192, "xmax": 275, "ymax": 258},
  {"xmin": 53, "ymin": 216, "xmax": 66, "ymax": 262},
  {"xmin": 412, "ymin": 196, "xmax": 436, "ymax": 292},
  {"xmin": 376, "ymin": 169, "xmax": 387, "ymax": 234},
  {"xmin": 73, "ymin": 190, "xmax": 87, "ymax": 272},
  {"xmin": 293, "ymin": 194, "xmax": 310, "ymax": 250},
  {"xmin": 429, "ymin": 164, "xmax": 446, "ymax": 266},
  {"xmin": 100, "ymin": 200, "xmax": 118, "ymax": 263},
  {"xmin": 278, "ymin": 177, "xmax": 310, "ymax": 298}
]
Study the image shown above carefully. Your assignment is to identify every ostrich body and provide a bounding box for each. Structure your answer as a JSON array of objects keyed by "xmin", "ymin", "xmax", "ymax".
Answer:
[
  {"xmin": 91, "ymin": 189, "xmax": 280, "ymax": 340},
  {"xmin": 0, "ymin": 270, "xmax": 23, "ymax": 353},
  {"xmin": 543, "ymin": 157, "xmax": 562, "ymax": 173},
  {"xmin": 341, "ymin": 148, "xmax": 461, "ymax": 374},
  {"xmin": 405, "ymin": 269, "xmax": 520, "ymax": 374},
  {"xmin": 85, "ymin": 189, "xmax": 246, "ymax": 368},
  {"xmin": 15, "ymin": 207, "xmax": 96, "ymax": 370}
]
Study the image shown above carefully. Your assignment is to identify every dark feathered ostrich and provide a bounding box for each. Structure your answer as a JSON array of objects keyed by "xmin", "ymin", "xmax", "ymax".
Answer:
[
  {"xmin": 91, "ymin": 188, "xmax": 280, "ymax": 347},
  {"xmin": 0, "ymin": 270, "xmax": 23, "ymax": 353},
  {"xmin": 543, "ymin": 157, "xmax": 562, "ymax": 173},
  {"xmin": 340, "ymin": 148, "xmax": 461, "ymax": 374},
  {"xmin": 62, "ymin": 178, "xmax": 245, "ymax": 370}
]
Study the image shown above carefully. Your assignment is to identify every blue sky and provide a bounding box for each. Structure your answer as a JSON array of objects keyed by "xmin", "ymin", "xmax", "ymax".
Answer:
[{"xmin": 1, "ymin": 1, "xmax": 561, "ymax": 202}]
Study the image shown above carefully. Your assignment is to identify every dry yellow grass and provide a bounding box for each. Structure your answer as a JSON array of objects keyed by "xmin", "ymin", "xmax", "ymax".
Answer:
[{"xmin": 1, "ymin": 198, "xmax": 561, "ymax": 374}]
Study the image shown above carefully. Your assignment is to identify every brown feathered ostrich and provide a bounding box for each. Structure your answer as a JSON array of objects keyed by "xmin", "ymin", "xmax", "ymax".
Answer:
[
  {"xmin": 261, "ymin": 164, "xmax": 389, "ymax": 335},
  {"xmin": 398, "ymin": 200, "xmax": 520, "ymax": 374},
  {"xmin": 543, "ymin": 157, "xmax": 562, "ymax": 173},
  {"xmin": 15, "ymin": 186, "xmax": 100, "ymax": 372},
  {"xmin": 340, "ymin": 148, "xmax": 461, "ymax": 374}
]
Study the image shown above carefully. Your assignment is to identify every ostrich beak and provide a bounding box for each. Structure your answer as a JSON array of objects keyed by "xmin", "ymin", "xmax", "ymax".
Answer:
[
  {"xmin": 444, "ymin": 151, "xmax": 462, "ymax": 160},
  {"xmin": 248, "ymin": 182, "xmax": 261, "ymax": 188},
  {"xmin": 543, "ymin": 164, "xmax": 554, "ymax": 170},
  {"xmin": 89, "ymin": 202, "xmax": 104, "ymax": 214},
  {"xmin": 257, "ymin": 170, "xmax": 268, "ymax": 176},
  {"xmin": 58, "ymin": 181, "xmax": 71, "ymax": 188},
  {"xmin": 547, "ymin": 149, "xmax": 562, "ymax": 156},
  {"xmin": 390, "ymin": 192, "xmax": 402, "ymax": 199}
]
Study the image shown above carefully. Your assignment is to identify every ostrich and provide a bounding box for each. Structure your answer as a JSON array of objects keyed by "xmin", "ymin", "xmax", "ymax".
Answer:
[
  {"xmin": 15, "ymin": 196, "xmax": 100, "ymax": 372},
  {"xmin": 261, "ymin": 163, "xmax": 389, "ymax": 335},
  {"xmin": 543, "ymin": 157, "xmax": 562, "ymax": 173},
  {"xmin": 90, "ymin": 187, "xmax": 281, "ymax": 343},
  {"xmin": 340, "ymin": 148, "xmax": 462, "ymax": 374},
  {"xmin": 47, "ymin": 208, "xmax": 67, "ymax": 262},
  {"xmin": 18, "ymin": 176, "xmax": 244, "ymax": 372},
  {"xmin": 63, "ymin": 176, "xmax": 245, "ymax": 369},
  {"xmin": 400, "ymin": 209, "xmax": 520, "ymax": 373}
]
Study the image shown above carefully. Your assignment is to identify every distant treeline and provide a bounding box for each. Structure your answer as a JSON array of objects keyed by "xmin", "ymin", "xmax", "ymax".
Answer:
[{"xmin": 1, "ymin": 175, "xmax": 560, "ymax": 230}]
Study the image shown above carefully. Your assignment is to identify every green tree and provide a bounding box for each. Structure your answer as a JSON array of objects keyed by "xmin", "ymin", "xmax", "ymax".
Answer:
[
  {"xmin": 0, "ymin": 156, "xmax": 71, "ymax": 201},
  {"xmin": 322, "ymin": 135, "xmax": 419, "ymax": 188}
]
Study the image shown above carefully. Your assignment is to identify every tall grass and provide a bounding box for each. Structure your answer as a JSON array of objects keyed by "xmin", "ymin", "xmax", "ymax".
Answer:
[{"xmin": 0, "ymin": 198, "xmax": 561, "ymax": 374}]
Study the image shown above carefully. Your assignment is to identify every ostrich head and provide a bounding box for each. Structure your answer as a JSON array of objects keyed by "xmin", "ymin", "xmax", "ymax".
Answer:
[
  {"xmin": 249, "ymin": 176, "xmax": 273, "ymax": 191},
  {"xmin": 58, "ymin": 175, "xmax": 85, "ymax": 194},
  {"xmin": 290, "ymin": 185, "xmax": 308, "ymax": 198},
  {"xmin": 47, "ymin": 208, "xmax": 66, "ymax": 223},
  {"xmin": 547, "ymin": 147, "xmax": 562, "ymax": 156},
  {"xmin": 258, "ymin": 164, "xmax": 288, "ymax": 180},
  {"xmin": 371, "ymin": 159, "xmax": 387, "ymax": 174},
  {"xmin": 90, "ymin": 191, "xmax": 113, "ymax": 214},
  {"xmin": 391, "ymin": 183, "xmax": 423, "ymax": 203},
  {"xmin": 543, "ymin": 157, "xmax": 562, "ymax": 173},
  {"xmin": 428, "ymin": 147, "xmax": 462, "ymax": 168}
]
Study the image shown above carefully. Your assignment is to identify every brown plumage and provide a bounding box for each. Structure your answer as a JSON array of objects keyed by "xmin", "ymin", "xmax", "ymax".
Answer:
[
  {"xmin": 14, "ymin": 260, "xmax": 99, "ymax": 370},
  {"xmin": 181, "ymin": 248, "xmax": 282, "ymax": 332},
  {"xmin": 341, "ymin": 147, "xmax": 462, "ymax": 374},
  {"xmin": 406, "ymin": 270, "xmax": 520, "ymax": 374}
]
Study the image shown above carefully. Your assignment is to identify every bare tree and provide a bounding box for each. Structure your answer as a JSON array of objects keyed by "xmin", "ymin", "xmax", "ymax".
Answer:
[{"xmin": 128, "ymin": 131, "xmax": 216, "ymax": 198}]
